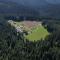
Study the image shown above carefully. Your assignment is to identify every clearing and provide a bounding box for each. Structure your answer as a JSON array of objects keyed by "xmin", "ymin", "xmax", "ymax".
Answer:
[
  {"xmin": 8, "ymin": 20, "xmax": 49, "ymax": 41},
  {"xmin": 26, "ymin": 25, "xmax": 49, "ymax": 41}
]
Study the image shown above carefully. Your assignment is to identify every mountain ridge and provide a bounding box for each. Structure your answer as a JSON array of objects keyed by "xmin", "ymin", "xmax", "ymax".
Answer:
[{"xmin": 0, "ymin": 1, "xmax": 39, "ymax": 17}]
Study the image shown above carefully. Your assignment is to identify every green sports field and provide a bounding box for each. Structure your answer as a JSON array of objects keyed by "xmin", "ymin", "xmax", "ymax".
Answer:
[{"xmin": 26, "ymin": 25, "xmax": 49, "ymax": 41}]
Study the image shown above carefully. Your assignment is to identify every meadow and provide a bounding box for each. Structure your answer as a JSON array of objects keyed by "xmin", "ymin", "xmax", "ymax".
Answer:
[{"xmin": 26, "ymin": 25, "xmax": 49, "ymax": 41}]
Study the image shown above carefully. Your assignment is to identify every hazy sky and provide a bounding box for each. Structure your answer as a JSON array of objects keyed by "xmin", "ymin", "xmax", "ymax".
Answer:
[
  {"xmin": 1, "ymin": 0, "xmax": 60, "ymax": 3},
  {"xmin": 47, "ymin": 0, "xmax": 60, "ymax": 3},
  {"xmin": 1, "ymin": 0, "xmax": 60, "ymax": 6},
  {"xmin": 10, "ymin": 0, "xmax": 60, "ymax": 4},
  {"xmin": 10, "ymin": 0, "xmax": 60, "ymax": 7}
]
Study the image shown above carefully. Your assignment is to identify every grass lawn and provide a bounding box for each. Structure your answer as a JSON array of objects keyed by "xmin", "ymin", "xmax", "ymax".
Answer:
[{"xmin": 26, "ymin": 25, "xmax": 49, "ymax": 41}]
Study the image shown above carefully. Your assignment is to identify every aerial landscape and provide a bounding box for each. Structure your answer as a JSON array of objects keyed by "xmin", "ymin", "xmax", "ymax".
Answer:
[{"xmin": 0, "ymin": 0, "xmax": 60, "ymax": 60}]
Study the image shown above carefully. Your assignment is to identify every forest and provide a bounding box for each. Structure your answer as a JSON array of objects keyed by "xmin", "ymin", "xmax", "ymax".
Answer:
[{"xmin": 0, "ymin": 16, "xmax": 60, "ymax": 60}]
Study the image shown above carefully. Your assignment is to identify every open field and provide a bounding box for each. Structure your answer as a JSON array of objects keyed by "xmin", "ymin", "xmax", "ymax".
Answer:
[
  {"xmin": 8, "ymin": 20, "xmax": 49, "ymax": 41},
  {"xmin": 26, "ymin": 25, "xmax": 49, "ymax": 41}
]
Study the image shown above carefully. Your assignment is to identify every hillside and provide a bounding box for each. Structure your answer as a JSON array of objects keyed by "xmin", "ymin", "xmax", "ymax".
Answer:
[
  {"xmin": 0, "ymin": 1, "xmax": 39, "ymax": 17},
  {"xmin": 0, "ymin": 1, "xmax": 60, "ymax": 19}
]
